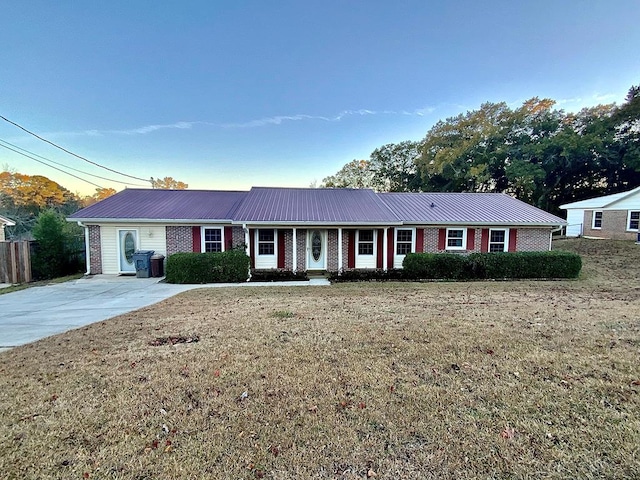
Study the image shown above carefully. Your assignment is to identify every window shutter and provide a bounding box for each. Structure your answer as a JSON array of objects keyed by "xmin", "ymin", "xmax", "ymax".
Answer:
[
  {"xmin": 387, "ymin": 228, "xmax": 394, "ymax": 268},
  {"xmin": 480, "ymin": 229, "xmax": 489, "ymax": 252},
  {"xmin": 277, "ymin": 230, "xmax": 285, "ymax": 268},
  {"xmin": 192, "ymin": 226, "xmax": 201, "ymax": 252},
  {"xmin": 224, "ymin": 226, "xmax": 233, "ymax": 250},
  {"xmin": 466, "ymin": 228, "xmax": 475, "ymax": 251},
  {"xmin": 438, "ymin": 228, "xmax": 446, "ymax": 250},
  {"xmin": 347, "ymin": 230, "xmax": 355, "ymax": 268},
  {"xmin": 249, "ymin": 229, "xmax": 255, "ymax": 268},
  {"xmin": 508, "ymin": 229, "xmax": 517, "ymax": 252},
  {"xmin": 415, "ymin": 228, "xmax": 424, "ymax": 253}
]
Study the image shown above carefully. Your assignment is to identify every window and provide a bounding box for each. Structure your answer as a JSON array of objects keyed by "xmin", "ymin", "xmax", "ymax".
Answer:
[
  {"xmin": 628, "ymin": 211, "xmax": 639, "ymax": 231},
  {"xmin": 257, "ymin": 229, "xmax": 275, "ymax": 255},
  {"xmin": 489, "ymin": 229, "xmax": 508, "ymax": 252},
  {"xmin": 446, "ymin": 228, "xmax": 466, "ymax": 250},
  {"xmin": 592, "ymin": 211, "xmax": 603, "ymax": 229},
  {"xmin": 358, "ymin": 230, "xmax": 374, "ymax": 255},
  {"xmin": 396, "ymin": 229, "xmax": 413, "ymax": 255},
  {"xmin": 203, "ymin": 228, "xmax": 223, "ymax": 252}
]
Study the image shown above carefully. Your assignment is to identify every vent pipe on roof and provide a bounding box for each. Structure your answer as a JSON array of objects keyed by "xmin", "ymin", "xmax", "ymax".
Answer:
[{"xmin": 430, "ymin": 202, "xmax": 435, "ymax": 208}]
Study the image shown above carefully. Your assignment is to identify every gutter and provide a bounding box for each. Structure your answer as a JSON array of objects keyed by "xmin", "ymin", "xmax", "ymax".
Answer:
[{"xmin": 77, "ymin": 221, "xmax": 91, "ymax": 275}]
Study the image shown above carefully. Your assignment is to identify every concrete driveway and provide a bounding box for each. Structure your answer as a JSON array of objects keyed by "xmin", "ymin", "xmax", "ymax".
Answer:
[
  {"xmin": 0, "ymin": 275, "xmax": 330, "ymax": 351},
  {"xmin": 0, "ymin": 276, "xmax": 202, "ymax": 350}
]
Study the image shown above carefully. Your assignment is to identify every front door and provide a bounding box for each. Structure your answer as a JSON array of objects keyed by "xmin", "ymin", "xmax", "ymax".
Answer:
[
  {"xmin": 118, "ymin": 230, "xmax": 137, "ymax": 273},
  {"xmin": 307, "ymin": 229, "xmax": 327, "ymax": 270}
]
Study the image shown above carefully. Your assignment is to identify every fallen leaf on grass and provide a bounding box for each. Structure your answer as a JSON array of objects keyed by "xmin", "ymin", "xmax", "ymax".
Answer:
[{"xmin": 500, "ymin": 426, "xmax": 515, "ymax": 439}]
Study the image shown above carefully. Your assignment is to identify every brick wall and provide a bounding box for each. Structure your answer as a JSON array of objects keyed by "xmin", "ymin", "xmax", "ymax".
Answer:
[
  {"xmin": 582, "ymin": 210, "xmax": 637, "ymax": 240},
  {"xmin": 423, "ymin": 227, "xmax": 439, "ymax": 252},
  {"xmin": 166, "ymin": 226, "xmax": 193, "ymax": 255},
  {"xmin": 296, "ymin": 230, "xmax": 307, "ymax": 271},
  {"xmin": 88, "ymin": 225, "xmax": 102, "ymax": 274},
  {"xmin": 327, "ymin": 229, "xmax": 339, "ymax": 271},
  {"xmin": 517, "ymin": 228, "xmax": 551, "ymax": 251},
  {"xmin": 231, "ymin": 226, "xmax": 245, "ymax": 248},
  {"xmin": 283, "ymin": 229, "xmax": 293, "ymax": 270},
  {"xmin": 341, "ymin": 230, "xmax": 350, "ymax": 270}
]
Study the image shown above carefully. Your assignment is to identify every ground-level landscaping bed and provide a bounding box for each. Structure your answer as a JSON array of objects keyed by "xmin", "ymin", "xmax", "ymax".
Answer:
[{"xmin": 0, "ymin": 239, "xmax": 638, "ymax": 479}]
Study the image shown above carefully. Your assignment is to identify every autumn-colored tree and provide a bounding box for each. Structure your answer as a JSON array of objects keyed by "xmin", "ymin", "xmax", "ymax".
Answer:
[
  {"xmin": 320, "ymin": 160, "xmax": 374, "ymax": 189},
  {"xmin": 150, "ymin": 177, "xmax": 188, "ymax": 189},
  {"xmin": 0, "ymin": 171, "xmax": 77, "ymax": 209},
  {"xmin": 82, "ymin": 187, "xmax": 117, "ymax": 206}
]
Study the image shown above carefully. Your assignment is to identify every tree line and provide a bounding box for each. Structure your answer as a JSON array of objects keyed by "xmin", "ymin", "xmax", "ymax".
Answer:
[{"xmin": 322, "ymin": 85, "xmax": 640, "ymax": 215}]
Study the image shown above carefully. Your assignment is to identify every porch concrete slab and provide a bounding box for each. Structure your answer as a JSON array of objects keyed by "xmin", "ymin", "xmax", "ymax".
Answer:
[{"xmin": 0, "ymin": 275, "xmax": 330, "ymax": 350}]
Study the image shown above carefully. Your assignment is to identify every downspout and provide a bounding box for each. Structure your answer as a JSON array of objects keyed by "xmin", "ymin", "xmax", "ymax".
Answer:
[
  {"xmin": 243, "ymin": 224, "xmax": 251, "ymax": 281},
  {"xmin": 549, "ymin": 225, "xmax": 564, "ymax": 251},
  {"xmin": 77, "ymin": 221, "xmax": 91, "ymax": 275}
]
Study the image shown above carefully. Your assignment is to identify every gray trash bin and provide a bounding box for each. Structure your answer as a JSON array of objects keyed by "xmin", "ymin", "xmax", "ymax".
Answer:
[
  {"xmin": 151, "ymin": 254, "xmax": 165, "ymax": 277},
  {"xmin": 132, "ymin": 250, "xmax": 154, "ymax": 278}
]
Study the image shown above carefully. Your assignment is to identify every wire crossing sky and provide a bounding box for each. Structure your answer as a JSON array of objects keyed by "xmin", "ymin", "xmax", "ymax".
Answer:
[{"xmin": 1, "ymin": 1, "xmax": 638, "ymax": 195}]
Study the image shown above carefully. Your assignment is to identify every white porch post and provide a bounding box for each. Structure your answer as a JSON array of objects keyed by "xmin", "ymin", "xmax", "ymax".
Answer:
[
  {"xmin": 292, "ymin": 227, "xmax": 297, "ymax": 272},
  {"xmin": 243, "ymin": 224, "xmax": 250, "ymax": 256},
  {"xmin": 383, "ymin": 227, "xmax": 388, "ymax": 271},
  {"xmin": 338, "ymin": 227, "xmax": 343, "ymax": 271}
]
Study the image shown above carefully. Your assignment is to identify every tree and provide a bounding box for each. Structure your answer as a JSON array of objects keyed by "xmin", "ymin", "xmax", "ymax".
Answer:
[
  {"xmin": 83, "ymin": 187, "xmax": 117, "ymax": 206},
  {"xmin": 369, "ymin": 141, "xmax": 423, "ymax": 192},
  {"xmin": 151, "ymin": 177, "xmax": 188, "ymax": 189},
  {"xmin": 320, "ymin": 160, "xmax": 375, "ymax": 189},
  {"xmin": 31, "ymin": 209, "xmax": 83, "ymax": 279}
]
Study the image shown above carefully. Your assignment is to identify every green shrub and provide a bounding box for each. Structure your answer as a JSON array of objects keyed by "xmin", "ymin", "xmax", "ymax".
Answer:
[
  {"xmin": 402, "ymin": 251, "xmax": 581, "ymax": 280},
  {"xmin": 250, "ymin": 269, "xmax": 309, "ymax": 282},
  {"xmin": 165, "ymin": 250, "xmax": 250, "ymax": 284},
  {"xmin": 328, "ymin": 268, "xmax": 408, "ymax": 282},
  {"xmin": 32, "ymin": 209, "xmax": 85, "ymax": 280}
]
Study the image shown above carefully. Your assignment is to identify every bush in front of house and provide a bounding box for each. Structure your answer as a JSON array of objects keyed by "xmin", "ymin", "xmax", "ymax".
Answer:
[
  {"xmin": 328, "ymin": 268, "xmax": 408, "ymax": 282},
  {"xmin": 165, "ymin": 250, "xmax": 250, "ymax": 284},
  {"xmin": 402, "ymin": 251, "xmax": 582, "ymax": 280},
  {"xmin": 250, "ymin": 269, "xmax": 309, "ymax": 282}
]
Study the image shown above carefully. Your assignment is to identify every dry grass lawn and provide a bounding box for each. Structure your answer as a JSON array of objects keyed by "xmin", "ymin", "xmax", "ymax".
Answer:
[{"xmin": 0, "ymin": 238, "xmax": 639, "ymax": 479}]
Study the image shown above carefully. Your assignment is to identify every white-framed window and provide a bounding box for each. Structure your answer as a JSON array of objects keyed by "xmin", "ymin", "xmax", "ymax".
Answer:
[
  {"xmin": 592, "ymin": 211, "xmax": 603, "ymax": 229},
  {"xmin": 396, "ymin": 229, "xmax": 414, "ymax": 255},
  {"xmin": 627, "ymin": 211, "xmax": 639, "ymax": 231},
  {"xmin": 446, "ymin": 228, "xmax": 467, "ymax": 250},
  {"xmin": 489, "ymin": 228, "xmax": 509, "ymax": 252},
  {"xmin": 257, "ymin": 229, "xmax": 275, "ymax": 255},
  {"xmin": 202, "ymin": 227, "xmax": 223, "ymax": 252},
  {"xmin": 358, "ymin": 229, "xmax": 375, "ymax": 255}
]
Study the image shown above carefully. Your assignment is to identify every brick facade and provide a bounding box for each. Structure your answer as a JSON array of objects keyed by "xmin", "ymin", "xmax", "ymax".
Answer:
[
  {"xmin": 88, "ymin": 225, "xmax": 102, "ymax": 274},
  {"xmin": 582, "ymin": 210, "xmax": 637, "ymax": 240},
  {"xmin": 327, "ymin": 229, "xmax": 339, "ymax": 271},
  {"xmin": 516, "ymin": 228, "xmax": 551, "ymax": 251},
  {"xmin": 231, "ymin": 226, "xmax": 245, "ymax": 248},
  {"xmin": 166, "ymin": 226, "xmax": 193, "ymax": 255}
]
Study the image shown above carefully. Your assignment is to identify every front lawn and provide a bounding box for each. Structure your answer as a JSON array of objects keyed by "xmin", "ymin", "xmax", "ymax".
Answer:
[{"xmin": 0, "ymin": 239, "xmax": 638, "ymax": 479}]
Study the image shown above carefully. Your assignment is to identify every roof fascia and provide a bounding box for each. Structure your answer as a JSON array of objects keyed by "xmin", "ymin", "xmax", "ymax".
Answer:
[
  {"xmin": 66, "ymin": 218, "xmax": 234, "ymax": 224},
  {"xmin": 232, "ymin": 221, "xmax": 403, "ymax": 227},
  {"xmin": 400, "ymin": 221, "xmax": 566, "ymax": 227}
]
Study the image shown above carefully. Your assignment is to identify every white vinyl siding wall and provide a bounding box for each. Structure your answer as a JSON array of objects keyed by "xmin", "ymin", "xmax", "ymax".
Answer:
[{"xmin": 100, "ymin": 224, "xmax": 167, "ymax": 274}]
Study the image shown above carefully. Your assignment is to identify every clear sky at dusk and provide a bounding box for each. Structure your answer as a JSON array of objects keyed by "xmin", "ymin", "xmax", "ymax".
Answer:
[{"xmin": 1, "ymin": 1, "xmax": 639, "ymax": 195}]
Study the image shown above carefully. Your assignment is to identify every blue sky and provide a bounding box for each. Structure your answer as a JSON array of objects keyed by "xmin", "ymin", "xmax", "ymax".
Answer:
[{"xmin": 1, "ymin": 1, "xmax": 639, "ymax": 196}]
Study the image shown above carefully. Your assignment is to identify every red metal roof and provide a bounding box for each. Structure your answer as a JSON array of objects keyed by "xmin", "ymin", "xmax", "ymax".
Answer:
[
  {"xmin": 379, "ymin": 192, "xmax": 565, "ymax": 225},
  {"xmin": 68, "ymin": 188, "xmax": 247, "ymax": 221},
  {"xmin": 232, "ymin": 187, "xmax": 400, "ymax": 224},
  {"xmin": 69, "ymin": 187, "xmax": 566, "ymax": 226}
]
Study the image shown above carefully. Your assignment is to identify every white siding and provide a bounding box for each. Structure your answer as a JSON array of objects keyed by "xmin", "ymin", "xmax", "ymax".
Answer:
[
  {"xmin": 100, "ymin": 224, "xmax": 167, "ymax": 275},
  {"xmin": 565, "ymin": 209, "xmax": 584, "ymax": 237},
  {"xmin": 609, "ymin": 190, "xmax": 640, "ymax": 210}
]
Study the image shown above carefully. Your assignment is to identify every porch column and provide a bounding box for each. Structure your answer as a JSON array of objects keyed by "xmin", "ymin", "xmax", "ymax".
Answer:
[
  {"xmin": 338, "ymin": 227, "xmax": 343, "ymax": 271},
  {"xmin": 383, "ymin": 227, "xmax": 388, "ymax": 271},
  {"xmin": 292, "ymin": 227, "xmax": 297, "ymax": 271}
]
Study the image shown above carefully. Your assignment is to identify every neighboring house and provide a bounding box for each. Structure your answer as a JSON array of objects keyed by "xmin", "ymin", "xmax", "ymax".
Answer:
[
  {"xmin": 0, "ymin": 215, "xmax": 16, "ymax": 242},
  {"xmin": 560, "ymin": 186, "xmax": 640, "ymax": 240},
  {"xmin": 67, "ymin": 187, "xmax": 566, "ymax": 275}
]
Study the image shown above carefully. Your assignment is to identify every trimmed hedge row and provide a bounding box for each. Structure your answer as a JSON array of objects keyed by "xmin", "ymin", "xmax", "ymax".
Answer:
[
  {"xmin": 328, "ymin": 268, "xmax": 408, "ymax": 282},
  {"xmin": 402, "ymin": 251, "xmax": 582, "ymax": 280},
  {"xmin": 165, "ymin": 250, "xmax": 250, "ymax": 284},
  {"xmin": 250, "ymin": 269, "xmax": 309, "ymax": 282}
]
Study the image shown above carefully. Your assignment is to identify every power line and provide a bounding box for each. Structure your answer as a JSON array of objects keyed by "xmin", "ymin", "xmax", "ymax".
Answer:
[
  {"xmin": 0, "ymin": 138, "xmax": 148, "ymax": 187},
  {"xmin": 0, "ymin": 114, "xmax": 151, "ymax": 183},
  {"xmin": 0, "ymin": 142, "xmax": 103, "ymax": 189}
]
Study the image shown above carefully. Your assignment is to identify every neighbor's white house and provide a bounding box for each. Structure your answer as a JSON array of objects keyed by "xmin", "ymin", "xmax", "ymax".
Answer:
[
  {"xmin": 0, "ymin": 215, "xmax": 15, "ymax": 242},
  {"xmin": 560, "ymin": 186, "xmax": 640, "ymax": 240}
]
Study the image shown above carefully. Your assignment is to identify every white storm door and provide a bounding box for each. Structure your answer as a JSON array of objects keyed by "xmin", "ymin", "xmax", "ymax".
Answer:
[
  {"xmin": 118, "ymin": 229, "xmax": 138, "ymax": 273},
  {"xmin": 307, "ymin": 229, "xmax": 327, "ymax": 270}
]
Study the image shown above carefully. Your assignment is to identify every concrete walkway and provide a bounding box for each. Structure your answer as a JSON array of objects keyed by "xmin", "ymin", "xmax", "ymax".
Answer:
[{"xmin": 0, "ymin": 275, "xmax": 329, "ymax": 350}]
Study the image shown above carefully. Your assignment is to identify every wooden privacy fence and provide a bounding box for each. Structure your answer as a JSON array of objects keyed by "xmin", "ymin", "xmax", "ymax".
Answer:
[{"xmin": 0, "ymin": 241, "xmax": 32, "ymax": 284}]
